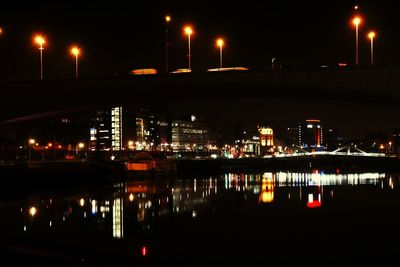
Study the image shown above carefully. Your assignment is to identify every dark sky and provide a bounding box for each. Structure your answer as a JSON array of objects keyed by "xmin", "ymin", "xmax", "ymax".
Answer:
[
  {"xmin": 1, "ymin": 1, "xmax": 400, "ymax": 138},
  {"xmin": 1, "ymin": 0, "xmax": 399, "ymax": 78}
]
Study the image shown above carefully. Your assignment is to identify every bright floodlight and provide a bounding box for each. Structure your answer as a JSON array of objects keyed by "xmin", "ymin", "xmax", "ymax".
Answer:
[
  {"xmin": 165, "ymin": 15, "xmax": 171, "ymax": 22},
  {"xmin": 217, "ymin": 38, "xmax": 224, "ymax": 47}
]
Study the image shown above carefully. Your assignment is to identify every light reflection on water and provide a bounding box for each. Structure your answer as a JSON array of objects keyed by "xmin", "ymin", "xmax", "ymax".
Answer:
[{"xmin": 0, "ymin": 171, "xmax": 398, "ymax": 263}]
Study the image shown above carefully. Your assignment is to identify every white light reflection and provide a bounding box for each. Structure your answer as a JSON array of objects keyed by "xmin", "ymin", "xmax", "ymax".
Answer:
[{"xmin": 275, "ymin": 172, "xmax": 385, "ymax": 187}]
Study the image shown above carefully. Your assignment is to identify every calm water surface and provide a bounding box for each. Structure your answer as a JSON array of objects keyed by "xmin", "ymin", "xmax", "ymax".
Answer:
[{"xmin": 1, "ymin": 171, "xmax": 400, "ymax": 265}]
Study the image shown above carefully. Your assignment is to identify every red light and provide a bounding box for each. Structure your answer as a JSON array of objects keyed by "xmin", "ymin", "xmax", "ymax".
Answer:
[
  {"xmin": 141, "ymin": 246, "xmax": 147, "ymax": 256},
  {"xmin": 307, "ymin": 201, "xmax": 322, "ymax": 209}
]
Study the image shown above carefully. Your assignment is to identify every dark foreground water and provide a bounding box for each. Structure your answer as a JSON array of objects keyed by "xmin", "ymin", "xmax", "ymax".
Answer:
[{"xmin": 1, "ymin": 171, "xmax": 400, "ymax": 266}]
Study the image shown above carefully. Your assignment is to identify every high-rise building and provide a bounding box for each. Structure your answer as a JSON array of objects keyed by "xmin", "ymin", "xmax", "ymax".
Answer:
[
  {"xmin": 90, "ymin": 106, "xmax": 171, "ymax": 153},
  {"xmin": 299, "ymin": 119, "xmax": 323, "ymax": 149},
  {"xmin": 90, "ymin": 106, "xmax": 135, "ymax": 152}
]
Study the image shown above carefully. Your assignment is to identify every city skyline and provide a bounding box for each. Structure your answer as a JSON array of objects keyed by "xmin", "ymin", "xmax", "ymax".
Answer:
[
  {"xmin": 1, "ymin": 1, "xmax": 400, "ymax": 137},
  {"xmin": 2, "ymin": 2, "xmax": 400, "ymax": 265}
]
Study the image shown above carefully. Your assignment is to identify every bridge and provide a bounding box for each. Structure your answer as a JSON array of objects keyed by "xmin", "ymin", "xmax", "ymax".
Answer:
[
  {"xmin": 271, "ymin": 145, "xmax": 387, "ymax": 159},
  {"xmin": 1, "ymin": 68, "xmax": 400, "ymax": 122}
]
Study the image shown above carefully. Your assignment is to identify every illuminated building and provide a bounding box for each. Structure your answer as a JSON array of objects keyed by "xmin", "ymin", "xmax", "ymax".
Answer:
[
  {"xmin": 135, "ymin": 109, "xmax": 171, "ymax": 151},
  {"xmin": 171, "ymin": 116, "xmax": 213, "ymax": 152},
  {"xmin": 90, "ymin": 107, "xmax": 170, "ymax": 152},
  {"xmin": 258, "ymin": 126, "xmax": 274, "ymax": 147},
  {"xmin": 237, "ymin": 131, "xmax": 261, "ymax": 157},
  {"xmin": 111, "ymin": 107, "xmax": 123, "ymax": 151},
  {"xmin": 299, "ymin": 119, "xmax": 323, "ymax": 149},
  {"xmin": 257, "ymin": 126, "xmax": 274, "ymax": 155},
  {"xmin": 90, "ymin": 107, "xmax": 129, "ymax": 152}
]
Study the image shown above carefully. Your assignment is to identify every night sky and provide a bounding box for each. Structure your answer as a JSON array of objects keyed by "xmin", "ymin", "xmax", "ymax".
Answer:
[{"xmin": 1, "ymin": 1, "xmax": 400, "ymax": 137}]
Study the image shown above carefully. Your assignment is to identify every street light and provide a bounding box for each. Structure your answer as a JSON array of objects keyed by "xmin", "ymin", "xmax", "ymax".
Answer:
[
  {"xmin": 70, "ymin": 46, "xmax": 80, "ymax": 78},
  {"xmin": 77, "ymin": 142, "xmax": 86, "ymax": 160},
  {"xmin": 368, "ymin": 31, "xmax": 376, "ymax": 66},
  {"xmin": 34, "ymin": 35, "xmax": 46, "ymax": 80},
  {"xmin": 352, "ymin": 17, "xmax": 361, "ymax": 66},
  {"xmin": 184, "ymin": 26, "xmax": 193, "ymax": 70},
  {"xmin": 216, "ymin": 38, "xmax": 224, "ymax": 69},
  {"xmin": 165, "ymin": 15, "xmax": 171, "ymax": 73},
  {"xmin": 28, "ymin": 138, "xmax": 36, "ymax": 160}
]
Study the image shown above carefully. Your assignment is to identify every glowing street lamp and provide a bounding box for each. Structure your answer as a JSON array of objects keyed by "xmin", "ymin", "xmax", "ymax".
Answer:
[
  {"xmin": 29, "ymin": 206, "xmax": 37, "ymax": 217},
  {"xmin": 165, "ymin": 15, "xmax": 171, "ymax": 73},
  {"xmin": 368, "ymin": 31, "xmax": 376, "ymax": 66},
  {"xmin": 352, "ymin": 17, "xmax": 361, "ymax": 66},
  {"xmin": 28, "ymin": 138, "xmax": 36, "ymax": 160},
  {"xmin": 70, "ymin": 46, "xmax": 80, "ymax": 78},
  {"xmin": 216, "ymin": 38, "xmax": 224, "ymax": 69},
  {"xmin": 34, "ymin": 35, "xmax": 46, "ymax": 80},
  {"xmin": 184, "ymin": 26, "xmax": 193, "ymax": 70}
]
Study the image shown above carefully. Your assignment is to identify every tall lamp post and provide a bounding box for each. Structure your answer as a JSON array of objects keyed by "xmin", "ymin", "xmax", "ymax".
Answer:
[
  {"xmin": 70, "ymin": 46, "xmax": 80, "ymax": 79},
  {"xmin": 34, "ymin": 35, "xmax": 46, "ymax": 80},
  {"xmin": 28, "ymin": 138, "xmax": 35, "ymax": 160},
  {"xmin": 184, "ymin": 26, "xmax": 193, "ymax": 70},
  {"xmin": 77, "ymin": 142, "xmax": 85, "ymax": 160},
  {"xmin": 165, "ymin": 15, "xmax": 171, "ymax": 73},
  {"xmin": 352, "ymin": 17, "xmax": 361, "ymax": 66},
  {"xmin": 368, "ymin": 31, "xmax": 376, "ymax": 66},
  {"xmin": 216, "ymin": 38, "xmax": 224, "ymax": 69}
]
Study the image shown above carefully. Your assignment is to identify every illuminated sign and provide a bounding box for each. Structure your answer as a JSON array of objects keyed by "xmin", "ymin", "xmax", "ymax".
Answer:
[{"xmin": 259, "ymin": 127, "xmax": 273, "ymax": 135}]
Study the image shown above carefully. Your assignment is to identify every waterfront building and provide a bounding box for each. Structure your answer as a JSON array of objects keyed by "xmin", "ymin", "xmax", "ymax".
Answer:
[
  {"xmin": 258, "ymin": 126, "xmax": 274, "ymax": 155},
  {"xmin": 171, "ymin": 116, "xmax": 214, "ymax": 152},
  {"xmin": 299, "ymin": 119, "xmax": 323, "ymax": 150},
  {"xmin": 89, "ymin": 107, "xmax": 170, "ymax": 152},
  {"xmin": 239, "ymin": 131, "xmax": 261, "ymax": 157}
]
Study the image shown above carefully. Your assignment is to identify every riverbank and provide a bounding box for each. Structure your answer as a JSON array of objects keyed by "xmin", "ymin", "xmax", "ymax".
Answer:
[{"xmin": 2, "ymin": 155, "xmax": 399, "ymax": 181}]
